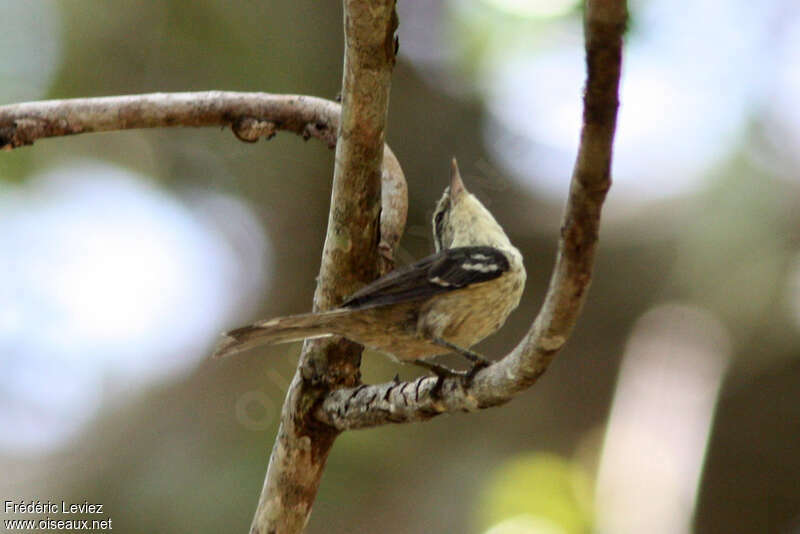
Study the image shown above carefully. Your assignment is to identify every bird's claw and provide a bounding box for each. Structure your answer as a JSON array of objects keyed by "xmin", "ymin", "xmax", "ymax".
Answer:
[
  {"xmin": 413, "ymin": 359, "xmax": 466, "ymax": 398},
  {"xmin": 465, "ymin": 360, "xmax": 490, "ymax": 386}
]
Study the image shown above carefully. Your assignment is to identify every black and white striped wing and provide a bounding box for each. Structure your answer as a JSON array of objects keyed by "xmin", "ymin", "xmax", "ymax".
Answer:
[{"xmin": 341, "ymin": 246, "xmax": 509, "ymax": 310}]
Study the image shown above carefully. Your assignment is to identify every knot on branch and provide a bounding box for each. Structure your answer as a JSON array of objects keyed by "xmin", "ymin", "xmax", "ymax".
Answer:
[
  {"xmin": 302, "ymin": 122, "xmax": 336, "ymax": 149},
  {"xmin": 1, "ymin": 117, "xmax": 59, "ymax": 150},
  {"xmin": 232, "ymin": 117, "xmax": 277, "ymax": 143}
]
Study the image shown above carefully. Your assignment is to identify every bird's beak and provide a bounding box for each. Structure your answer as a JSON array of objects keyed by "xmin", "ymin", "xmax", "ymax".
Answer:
[{"xmin": 450, "ymin": 157, "xmax": 467, "ymax": 199}]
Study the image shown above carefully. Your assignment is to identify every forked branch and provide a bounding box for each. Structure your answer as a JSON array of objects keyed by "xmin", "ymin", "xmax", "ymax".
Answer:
[
  {"xmin": 0, "ymin": 0, "xmax": 625, "ymax": 531},
  {"xmin": 315, "ymin": 0, "xmax": 627, "ymax": 430}
]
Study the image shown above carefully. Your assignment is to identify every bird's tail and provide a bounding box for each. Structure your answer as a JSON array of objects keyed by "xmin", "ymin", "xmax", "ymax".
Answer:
[{"xmin": 212, "ymin": 309, "xmax": 353, "ymax": 358}]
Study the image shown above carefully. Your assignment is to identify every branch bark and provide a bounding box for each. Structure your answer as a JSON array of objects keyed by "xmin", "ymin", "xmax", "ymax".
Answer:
[
  {"xmin": 249, "ymin": 1, "xmax": 398, "ymax": 533},
  {"xmin": 315, "ymin": 0, "xmax": 627, "ymax": 430},
  {"xmin": 0, "ymin": 92, "xmax": 341, "ymax": 149}
]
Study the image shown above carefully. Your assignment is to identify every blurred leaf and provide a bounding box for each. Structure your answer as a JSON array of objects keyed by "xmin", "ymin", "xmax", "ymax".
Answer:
[
  {"xmin": 672, "ymin": 154, "xmax": 796, "ymax": 353},
  {"xmin": 479, "ymin": 452, "xmax": 593, "ymax": 534}
]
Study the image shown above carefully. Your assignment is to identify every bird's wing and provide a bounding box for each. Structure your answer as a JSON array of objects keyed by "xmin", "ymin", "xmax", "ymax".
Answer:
[{"xmin": 341, "ymin": 246, "xmax": 509, "ymax": 310}]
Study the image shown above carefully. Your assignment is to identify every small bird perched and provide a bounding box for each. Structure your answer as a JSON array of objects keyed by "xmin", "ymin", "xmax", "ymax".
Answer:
[{"xmin": 213, "ymin": 158, "xmax": 526, "ymax": 379}]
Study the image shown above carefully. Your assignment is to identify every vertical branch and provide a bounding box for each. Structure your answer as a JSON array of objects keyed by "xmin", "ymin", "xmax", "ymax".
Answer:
[{"xmin": 249, "ymin": 1, "xmax": 397, "ymax": 533}]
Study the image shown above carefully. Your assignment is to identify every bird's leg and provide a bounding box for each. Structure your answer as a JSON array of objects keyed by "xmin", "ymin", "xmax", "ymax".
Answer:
[
  {"xmin": 413, "ymin": 359, "xmax": 466, "ymax": 397},
  {"xmin": 413, "ymin": 358, "xmax": 465, "ymax": 377},
  {"xmin": 431, "ymin": 337, "xmax": 491, "ymax": 384},
  {"xmin": 431, "ymin": 337, "xmax": 491, "ymax": 366}
]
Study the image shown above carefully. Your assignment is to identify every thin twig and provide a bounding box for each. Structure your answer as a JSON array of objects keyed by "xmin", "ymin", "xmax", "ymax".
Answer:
[
  {"xmin": 249, "ymin": 1, "xmax": 398, "ymax": 533},
  {"xmin": 315, "ymin": 0, "xmax": 627, "ymax": 431},
  {"xmin": 0, "ymin": 91, "xmax": 407, "ymax": 272}
]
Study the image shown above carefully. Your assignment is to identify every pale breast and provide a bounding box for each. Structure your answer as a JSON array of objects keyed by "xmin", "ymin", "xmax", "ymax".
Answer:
[
  {"xmin": 338, "ymin": 251, "xmax": 525, "ymax": 362},
  {"xmin": 418, "ymin": 260, "xmax": 525, "ymax": 351}
]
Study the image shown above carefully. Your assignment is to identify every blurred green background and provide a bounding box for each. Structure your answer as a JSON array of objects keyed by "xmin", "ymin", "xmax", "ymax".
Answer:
[{"xmin": 1, "ymin": 1, "xmax": 799, "ymax": 533}]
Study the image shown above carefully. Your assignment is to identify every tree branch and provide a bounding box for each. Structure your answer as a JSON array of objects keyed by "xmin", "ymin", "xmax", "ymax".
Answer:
[
  {"xmin": 0, "ymin": 91, "xmax": 407, "ymax": 274},
  {"xmin": 0, "ymin": 0, "xmax": 624, "ymax": 527},
  {"xmin": 0, "ymin": 92, "xmax": 341, "ymax": 149},
  {"xmin": 249, "ymin": 1, "xmax": 398, "ymax": 533},
  {"xmin": 315, "ymin": 0, "xmax": 627, "ymax": 431}
]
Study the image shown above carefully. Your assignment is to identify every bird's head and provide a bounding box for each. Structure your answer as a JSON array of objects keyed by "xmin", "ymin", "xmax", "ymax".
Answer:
[{"xmin": 432, "ymin": 158, "xmax": 509, "ymax": 251}]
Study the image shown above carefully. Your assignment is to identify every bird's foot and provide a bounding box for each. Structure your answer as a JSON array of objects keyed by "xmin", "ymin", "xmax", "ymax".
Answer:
[
  {"xmin": 413, "ymin": 359, "xmax": 466, "ymax": 398},
  {"xmin": 465, "ymin": 359, "xmax": 490, "ymax": 386}
]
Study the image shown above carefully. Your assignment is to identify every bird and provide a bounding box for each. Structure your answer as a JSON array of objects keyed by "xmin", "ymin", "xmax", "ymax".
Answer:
[{"xmin": 213, "ymin": 158, "xmax": 526, "ymax": 380}]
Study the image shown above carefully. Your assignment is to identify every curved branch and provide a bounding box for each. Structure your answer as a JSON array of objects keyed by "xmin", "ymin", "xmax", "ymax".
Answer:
[
  {"xmin": 315, "ymin": 0, "xmax": 627, "ymax": 430},
  {"xmin": 0, "ymin": 91, "xmax": 407, "ymax": 273}
]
